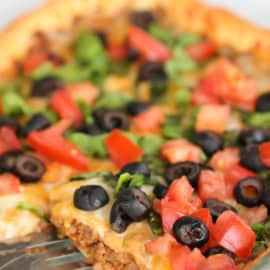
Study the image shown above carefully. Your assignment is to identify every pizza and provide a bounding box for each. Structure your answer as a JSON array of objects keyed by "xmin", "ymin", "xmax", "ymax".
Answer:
[{"xmin": 1, "ymin": 0, "xmax": 270, "ymax": 269}]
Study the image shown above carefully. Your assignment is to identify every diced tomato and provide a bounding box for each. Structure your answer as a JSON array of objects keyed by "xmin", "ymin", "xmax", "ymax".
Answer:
[
  {"xmin": 23, "ymin": 52, "xmax": 62, "ymax": 75},
  {"xmin": 202, "ymin": 254, "xmax": 237, "ymax": 270},
  {"xmin": 259, "ymin": 142, "xmax": 270, "ymax": 168},
  {"xmin": 65, "ymin": 82, "xmax": 99, "ymax": 105},
  {"xmin": 26, "ymin": 120, "xmax": 89, "ymax": 171},
  {"xmin": 107, "ymin": 43, "xmax": 128, "ymax": 61},
  {"xmin": 153, "ymin": 198, "xmax": 161, "ymax": 213},
  {"xmin": 192, "ymin": 208, "xmax": 213, "ymax": 230},
  {"xmin": 160, "ymin": 139, "xmax": 203, "ymax": 163},
  {"xmin": 214, "ymin": 211, "xmax": 256, "ymax": 258},
  {"xmin": 196, "ymin": 58, "xmax": 257, "ymax": 111},
  {"xmin": 128, "ymin": 26, "xmax": 172, "ymax": 62},
  {"xmin": 195, "ymin": 104, "xmax": 230, "ymax": 133},
  {"xmin": 238, "ymin": 204, "xmax": 268, "ymax": 226},
  {"xmin": 224, "ymin": 164, "xmax": 255, "ymax": 198},
  {"xmin": 132, "ymin": 106, "xmax": 165, "ymax": 132},
  {"xmin": 49, "ymin": 90, "xmax": 83, "ymax": 126},
  {"xmin": 104, "ymin": 129, "xmax": 143, "ymax": 168},
  {"xmin": 170, "ymin": 244, "xmax": 207, "ymax": 270},
  {"xmin": 191, "ymin": 89, "xmax": 220, "ymax": 106},
  {"xmin": 0, "ymin": 126, "xmax": 21, "ymax": 156},
  {"xmin": 145, "ymin": 233, "xmax": 176, "ymax": 257},
  {"xmin": 187, "ymin": 41, "xmax": 217, "ymax": 62},
  {"xmin": 209, "ymin": 148, "xmax": 240, "ymax": 172},
  {"xmin": 198, "ymin": 170, "xmax": 226, "ymax": 202},
  {"xmin": 0, "ymin": 173, "xmax": 21, "ymax": 195}
]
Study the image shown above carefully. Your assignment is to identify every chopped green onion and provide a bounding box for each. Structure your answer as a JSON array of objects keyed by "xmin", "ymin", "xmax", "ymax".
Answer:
[
  {"xmin": 148, "ymin": 211, "xmax": 163, "ymax": 236},
  {"xmin": 175, "ymin": 88, "xmax": 191, "ymax": 111},
  {"xmin": 177, "ymin": 32, "xmax": 201, "ymax": 48},
  {"xmin": 138, "ymin": 135, "xmax": 164, "ymax": 156},
  {"xmin": 249, "ymin": 112, "xmax": 270, "ymax": 128},
  {"xmin": 162, "ymin": 115, "xmax": 181, "ymax": 139}
]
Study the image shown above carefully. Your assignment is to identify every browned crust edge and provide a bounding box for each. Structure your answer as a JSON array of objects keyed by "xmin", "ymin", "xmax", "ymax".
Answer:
[
  {"xmin": 52, "ymin": 216, "xmax": 139, "ymax": 270},
  {"xmin": 1, "ymin": 0, "xmax": 270, "ymax": 78}
]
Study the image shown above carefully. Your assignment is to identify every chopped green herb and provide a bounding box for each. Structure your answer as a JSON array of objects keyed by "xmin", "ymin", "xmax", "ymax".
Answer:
[
  {"xmin": 177, "ymin": 32, "xmax": 201, "ymax": 48},
  {"xmin": 223, "ymin": 130, "xmax": 239, "ymax": 148},
  {"xmin": 148, "ymin": 23, "xmax": 175, "ymax": 47},
  {"xmin": 2, "ymin": 91, "xmax": 34, "ymax": 116},
  {"xmin": 55, "ymin": 64, "xmax": 92, "ymax": 82},
  {"xmin": 94, "ymin": 91, "xmax": 132, "ymax": 109},
  {"xmin": 165, "ymin": 47, "xmax": 197, "ymax": 80},
  {"xmin": 252, "ymin": 220, "xmax": 270, "ymax": 253},
  {"xmin": 77, "ymin": 101, "xmax": 94, "ymax": 124},
  {"xmin": 162, "ymin": 115, "xmax": 181, "ymax": 139},
  {"xmin": 68, "ymin": 133, "xmax": 108, "ymax": 158},
  {"xmin": 138, "ymin": 135, "xmax": 164, "ymax": 156},
  {"xmin": 142, "ymin": 155, "xmax": 166, "ymax": 176},
  {"xmin": 148, "ymin": 211, "xmax": 163, "ymax": 236},
  {"xmin": 249, "ymin": 112, "xmax": 270, "ymax": 128},
  {"xmin": 124, "ymin": 132, "xmax": 140, "ymax": 145},
  {"xmin": 30, "ymin": 62, "xmax": 54, "ymax": 80},
  {"xmin": 41, "ymin": 109, "xmax": 59, "ymax": 123},
  {"xmin": 175, "ymin": 88, "xmax": 191, "ymax": 112},
  {"xmin": 17, "ymin": 202, "xmax": 50, "ymax": 223},
  {"xmin": 115, "ymin": 173, "xmax": 133, "ymax": 193}
]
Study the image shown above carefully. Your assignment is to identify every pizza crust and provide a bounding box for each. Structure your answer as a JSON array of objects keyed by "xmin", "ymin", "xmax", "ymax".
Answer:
[{"xmin": 1, "ymin": 0, "xmax": 270, "ymax": 79}]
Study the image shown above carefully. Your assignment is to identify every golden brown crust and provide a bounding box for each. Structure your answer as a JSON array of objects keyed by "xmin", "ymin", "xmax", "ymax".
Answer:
[{"xmin": 1, "ymin": 0, "xmax": 270, "ymax": 79}]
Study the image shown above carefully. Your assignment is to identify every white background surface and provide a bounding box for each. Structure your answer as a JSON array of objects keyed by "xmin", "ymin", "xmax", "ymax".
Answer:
[{"xmin": 0, "ymin": 0, "xmax": 270, "ymax": 30}]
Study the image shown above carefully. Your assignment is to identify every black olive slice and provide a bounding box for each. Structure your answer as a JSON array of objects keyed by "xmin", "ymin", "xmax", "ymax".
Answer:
[
  {"xmin": 92, "ymin": 108, "xmax": 130, "ymax": 132},
  {"xmin": 137, "ymin": 62, "xmax": 167, "ymax": 82},
  {"xmin": 238, "ymin": 127, "xmax": 270, "ymax": 146},
  {"xmin": 130, "ymin": 11, "xmax": 156, "ymax": 29},
  {"xmin": 153, "ymin": 184, "xmax": 168, "ymax": 199},
  {"xmin": 14, "ymin": 154, "xmax": 45, "ymax": 183},
  {"xmin": 23, "ymin": 113, "xmax": 51, "ymax": 136},
  {"xmin": 255, "ymin": 92, "xmax": 270, "ymax": 112},
  {"xmin": 31, "ymin": 76, "xmax": 64, "ymax": 97},
  {"xmin": 74, "ymin": 185, "xmax": 109, "ymax": 211},
  {"xmin": 173, "ymin": 216, "xmax": 209, "ymax": 248},
  {"xmin": 0, "ymin": 117, "xmax": 20, "ymax": 133},
  {"xmin": 234, "ymin": 177, "xmax": 264, "ymax": 207},
  {"xmin": 164, "ymin": 161, "xmax": 201, "ymax": 187},
  {"xmin": 193, "ymin": 131, "xmax": 223, "ymax": 157},
  {"xmin": 0, "ymin": 150, "xmax": 21, "ymax": 173},
  {"xmin": 204, "ymin": 246, "xmax": 235, "ymax": 259},
  {"xmin": 77, "ymin": 123, "xmax": 105, "ymax": 135},
  {"xmin": 119, "ymin": 162, "xmax": 150, "ymax": 177},
  {"xmin": 127, "ymin": 47, "xmax": 139, "ymax": 62},
  {"xmin": 126, "ymin": 101, "xmax": 151, "ymax": 116},
  {"xmin": 203, "ymin": 199, "xmax": 237, "ymax": 222}
]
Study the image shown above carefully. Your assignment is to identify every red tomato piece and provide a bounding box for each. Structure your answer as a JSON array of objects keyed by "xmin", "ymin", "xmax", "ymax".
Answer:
[
  {"xmin": 145, "ymin": 233, "xmax": 176, "ymax": 257},
  {"xmin": 209, "ymin": 148, "xmax": 240, "ymax": 172},
  {"xmin": 187, "ymin": 41, "xmax": 217, "ymax": 62},
  {"xmin": 170, "ymin": 244, "xmax": 207, "ymax": 270},
  {"xmin": 192, "ymin": 208, "xmax": 213, "ymax": 230},
  {"xmin": 214, "ymin": 211, "xmax": 256, "ymax": 258},
  {"xmin": 23, "ymin": 53, "xmax": 63, "ymax": 75},
  {"xmin": 104, "ymin": 129, "xmax": 143, "ymax": 168},
  {"xmin": 259, "ymin": 142, "xmax": 270, "ymax": 167},
  {"xmin": 239, "ymin": 204, "xmax": 268, "ymax": 226},
  {"xmin": 26, "ymin": 120, "xmax": 89, "ymax": 171},
  {"xmin": 191, "ymin": 89, "xmax": 220, "ymax": 106},
  {"xmin": 160, "ymin": 139, "xmax": 203, "ymax": 164},
  {"xmin": 0, "ymin": 126, "xmax": 21, "ymax": 156},
  {"xmin": 132, "ymin": 106, "xmax": 165, "ymax": 132},
  {"xmin": 0, "ymin": 173, "xmax": 21, "ymax": 195},
  {"xmin": 202, "ymin": 254, "xmax": 237, "ymax": 270},
  {"xmin": 106, "ymin": 43, "xmax": 128, "ymax": 61},
  {"xmin": 65, "ymin": 82, "xmax": 99, "ymax": 105},
  {"xmin": 128, "ymin": 26, "xmax": 172, "ymax": 62},
  {"xmin": 224, "ymin": 164, "xmax": 255, "ymax": 198},
  {"xmin": 49, "ymin": 90, "xmax": 83, "ymax": 126},
  {"xmin": 195, "ymin": 104, "xmax": 230, "ymax": 133},
  {"xmin": 196, "ymin": 58, "xmax": 257, "ymax": 111},
  {"xmin": 198, "ymin": 170, "xmax": 227, "ymax": 202}
]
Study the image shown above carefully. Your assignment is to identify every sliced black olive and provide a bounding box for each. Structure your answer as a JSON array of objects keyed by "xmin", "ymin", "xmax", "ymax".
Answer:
[
  {"xmin": 234, "ymin": 177, "xmax": 264, "ymax": 207},
  {"xmin": 240, "ymin": 144, "xmax": 268, "ymax": 172},
  {"xmin": 138, "ymin": 62, "xmax": 167, "ymax": 82},
  {"xmin": 126, "ymin": 101, "xmax": 151, "ymax": 116},
  {"xmin": 127, "ymin": 47, "xmax": 139, "ymax": 62},
  {"xmin": 204, "ymin": 246, "xmax": 235, "ymax": 259},
  {"xmin": 263, "ymin": 180, "xmax": 270, "ymax": 210},
  {"xmin": 74, "ymin": 185, "xmax": 109, "ymax": 211},
  {"xmin": 193, "ymin": 131, "xmax": 223, "ymax": 157},
  {"xmin": 0, "ymin": 150, "xmax": 21, "ymax": 173},
  {"xmin": 14, "ymin": 154, "xmax": 45, "ymax": 183},
  {"xmin": 77, "ymin": 123, "xmax": 105, "ymax": 135},
  {"xmin": 110, "ymin": 200, "xmax": 132, "ymax": 233},
  {"xmin": 255, "ymin": 92, "xmax": 270, "ymax": 112},
  {"xmin": 238, "ymin": 127, "xmax": 270, "ymax": 146},
  {"xmin": 164, "ymin": 162, "xmax": 201, "ymax": 187},
  {"xmin": 23, "ymin": 113, "xmax": 51, "ymax": 136},
  {"xmin": 130, "ymin": 10, "xmax": 156, "ymax": 29},
  {"xmin": 31, "ymin": 76, "xmax": 64, "ymax": 97},
  {"xmin": 153, "ymin": 184, "xmax": 168, "ymax": 199},
  {"xmin": 92, "ymin": 108, "xmax": 130, "ymax": 131},
  {"xmin": 120, "ymin": 162, "xmax": 150, "ymax": 177},
  {"xmin": 203, "ymin": 199, "xmax": 237, "ymax": 222},
  {"xmin": 117, "ymin": 188, "xmax": 151, "ymax": 221},
  {"xmin": 173, "ymin": 216, "xmax": 209, "ymax": 248},
  {"xmin": 0, "ymin": 117, "xmax": 20, "ymax": 133},
  {"xmin": 94, "ymin": 31, "xmax": 107, "ymax": 47}
]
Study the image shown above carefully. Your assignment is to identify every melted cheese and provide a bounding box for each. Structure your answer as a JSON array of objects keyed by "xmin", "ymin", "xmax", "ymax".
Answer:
[{"xmin": 50, "ymin": 178, "xmax": 172, "ymax": 270}]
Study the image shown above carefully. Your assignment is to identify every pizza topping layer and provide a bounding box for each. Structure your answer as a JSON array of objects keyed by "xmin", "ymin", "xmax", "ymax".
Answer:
[{"xmin": 1, "ymin": 6, "xmax": 270, "ymax": 269}]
